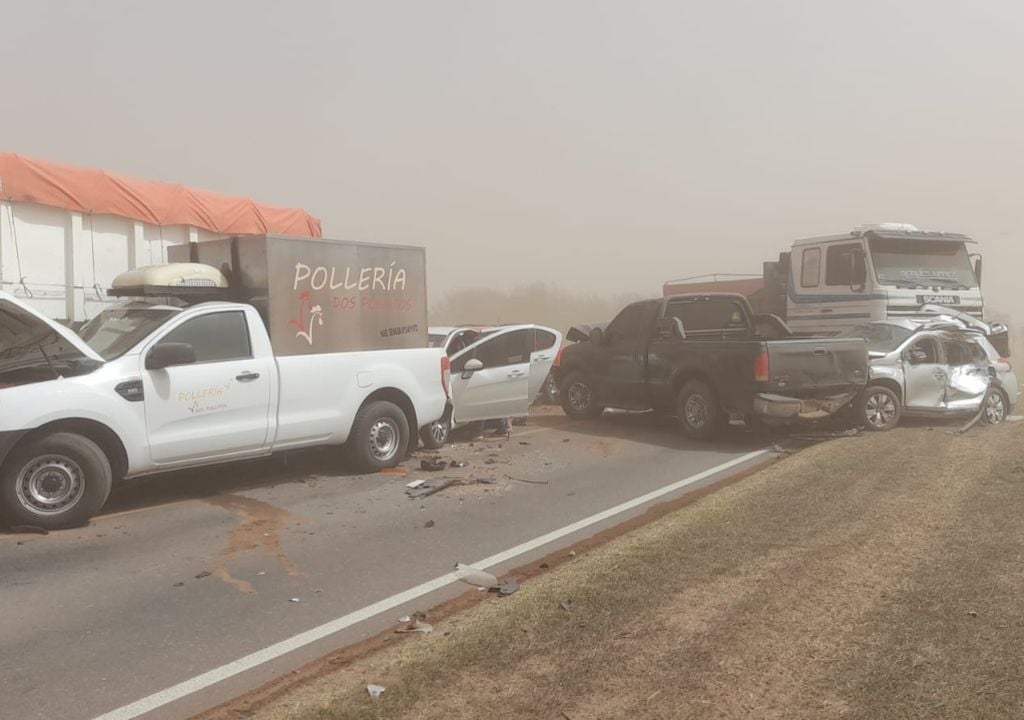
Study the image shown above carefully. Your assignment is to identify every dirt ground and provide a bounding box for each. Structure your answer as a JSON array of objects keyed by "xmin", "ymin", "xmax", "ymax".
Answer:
[{"xmin": 245, "ymin": 421, "xmax": 1024, "ymax": 720}]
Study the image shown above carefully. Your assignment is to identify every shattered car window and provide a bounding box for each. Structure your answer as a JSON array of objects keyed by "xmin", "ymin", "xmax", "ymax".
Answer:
[{"xmin": 839, "ymin": 323, "xmax": 914, "ymax": 354}]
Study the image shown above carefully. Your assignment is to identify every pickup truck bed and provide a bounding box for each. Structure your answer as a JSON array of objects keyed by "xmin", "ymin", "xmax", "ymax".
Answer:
[{"xmin": 554, "ymin": 293, "xmax": 868, "ymax": 438}]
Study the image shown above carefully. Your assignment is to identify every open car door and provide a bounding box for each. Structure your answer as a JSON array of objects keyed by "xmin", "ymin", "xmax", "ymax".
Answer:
[
  {"xmin": 527, "ymin": 326, "xmax": 563, "ymax": 400},
  {"xmin": 449, "ymin": 326, "xmax": 536, "ymax": 423}
]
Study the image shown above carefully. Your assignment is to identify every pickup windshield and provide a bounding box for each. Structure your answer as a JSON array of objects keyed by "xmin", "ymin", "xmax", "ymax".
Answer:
[
  {"xmin": 868, "ymin": 237, "xmax": 977, "ymax": 288},
  {"xmin": 78, "ymin": 302, "xmax": 182, "ymax": 360},
  {"xmin": 839, "ymin": 323, "xmax": 914, "ymax": 353}
]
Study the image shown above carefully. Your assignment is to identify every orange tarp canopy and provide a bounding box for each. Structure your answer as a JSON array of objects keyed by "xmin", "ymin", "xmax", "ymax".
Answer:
[{"xmin": 0, "ymin": 151, "xmax": 322, "ymax": 238}]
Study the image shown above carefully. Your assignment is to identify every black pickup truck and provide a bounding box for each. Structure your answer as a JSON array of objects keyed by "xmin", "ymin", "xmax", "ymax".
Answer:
[{"xmin": 553, "ymin": 293, "xmax": 868, "ymax": 439}]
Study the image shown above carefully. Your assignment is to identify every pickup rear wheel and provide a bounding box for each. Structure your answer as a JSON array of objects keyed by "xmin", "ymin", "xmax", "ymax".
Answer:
[
  {"xmin": 561, "ymin": 371, "xmax": 603, "ymax": 419},
  {"xmin": 858, "ymin": 386, "xmax": 901, "ymax": 431},
  {"xmin": 676, "ymin": 380, "xmax": 725, "ymax": 440},
  {"xmin": 0, "ymin": 432, "xmax": 112, "ymax": 530},
  {"xmin": 349, "ymin": 401, "xmax": 411, "ymax": 473}
]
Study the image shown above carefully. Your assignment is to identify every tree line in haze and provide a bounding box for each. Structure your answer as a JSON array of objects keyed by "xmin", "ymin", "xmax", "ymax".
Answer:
[{"xmin": 429, "ymin": 283, "xmax": 646, "ymax": 333}]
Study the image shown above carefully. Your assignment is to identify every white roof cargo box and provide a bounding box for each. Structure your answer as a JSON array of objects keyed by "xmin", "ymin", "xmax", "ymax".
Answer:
[{"xmin": 108, "ymin": 263, "xmax": 229, "ymax": 298}]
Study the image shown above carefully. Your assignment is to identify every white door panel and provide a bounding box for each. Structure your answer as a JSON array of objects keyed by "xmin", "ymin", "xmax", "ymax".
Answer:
[
  {"xmin": 451, "ymin": 364, "xmax": 530, "ymax": 423},
  {"xmin": 144, "ymin": 360, "xmax": 273, "ymax": 463},
  {"xmin": 142, "ymin": 310, "xmax": 272, "ymax": 465},
  {"xmin": 450, "ymin": 326, "xmax": 534, "ymax": 423}
]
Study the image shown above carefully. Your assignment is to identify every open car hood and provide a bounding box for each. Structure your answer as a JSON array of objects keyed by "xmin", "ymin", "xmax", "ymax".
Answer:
[
  {"xmin": 566, "ymin": 322, "xmax": 608, "ymax": 344},
  {"xmin": 0, "ymin": 292, "xmax": 104, "ymax": 365}
]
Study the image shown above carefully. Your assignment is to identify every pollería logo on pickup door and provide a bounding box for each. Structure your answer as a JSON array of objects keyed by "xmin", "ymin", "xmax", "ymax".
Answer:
[{"xmin": 917, "ymin": 294, "xmax": 960, "ymax": 305}]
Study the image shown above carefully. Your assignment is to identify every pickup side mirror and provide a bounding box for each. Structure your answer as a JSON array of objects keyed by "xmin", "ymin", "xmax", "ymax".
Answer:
[
  {"xmin": 461, "ymin": 358, "xmax": 484, "ymax": 378},
  {"xmin": 972, "ymin": 254, "xmax": 983, "ymax": 286},
  {"xmin": 655, "ymin": 317, "xmax": 686, "ymax": 340},
  {"xmin": 589, "ymin": 328, "xmax": 604, "ymax": 345},
  {"xmin": 146, "ymin": 342, "xmax": 197, "ymax": 370}
]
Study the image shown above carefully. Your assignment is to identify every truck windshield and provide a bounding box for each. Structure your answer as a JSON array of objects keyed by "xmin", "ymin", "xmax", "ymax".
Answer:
[
  {"xmin": 839, "ymin": 323, "xmax": 914, "ymax": 353},
  {"xmin": 868, "ymin": 237, "xmax": 977, "ymax": 288},
  {"xmin": 78, "ymin": 302, "xmax": 182, "ymax": 360}
]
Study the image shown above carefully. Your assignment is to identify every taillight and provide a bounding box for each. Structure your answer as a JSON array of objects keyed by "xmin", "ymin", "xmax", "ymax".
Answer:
[
  {"xmin": 754, "ymin": 350, "xmax": 770, "ymax": 382},
  {"xmin": 998, "ymin": 357, "xmax": 1012, "ymax": 372},
  {"xmin": 441, "ymin": 355, "xmax": 451, "ymax": 397},
  {"xmin": 553, "ymin": 347, "xmax": 564, "ymax": 368}
]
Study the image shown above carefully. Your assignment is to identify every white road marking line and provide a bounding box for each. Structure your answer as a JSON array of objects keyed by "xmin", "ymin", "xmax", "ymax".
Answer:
[{"xmin": 91, "ymin": 448, "xmax": 769, "ymax": 720}]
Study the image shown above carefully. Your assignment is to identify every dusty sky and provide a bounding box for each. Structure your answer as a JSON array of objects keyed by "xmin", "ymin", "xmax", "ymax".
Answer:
[{"xmin": 2, "ymin": 1, "xmax": 1022, "ymax": 319}]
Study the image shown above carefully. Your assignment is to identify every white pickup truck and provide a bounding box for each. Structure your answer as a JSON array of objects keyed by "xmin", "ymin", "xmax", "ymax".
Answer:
[{"xmin": 0, "ymin": 240, "xmax": 451, "ymax": 529}]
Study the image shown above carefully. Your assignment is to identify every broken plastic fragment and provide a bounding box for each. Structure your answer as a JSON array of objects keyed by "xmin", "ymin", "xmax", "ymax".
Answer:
[
  {"xmin": 406, "ymin": 479, "xmax": 426, "ymax": 489},
  {"xmin": 289, "ymin": 597, "xmax": 301, "ymax": 603},
  {"xmin": 420, "ymin": 458, "xmax": 447, "ymax": 472},
  {"xmin": 454, "ymin": 562, "xmax": 499, "ymax": 588},
  {"xmin": 367, "ymin": 684, "xmax": 386, "ymax": 699},
  {"xmin": 498, "ymin": 578, "xmax": 519, "ymax": 596}
]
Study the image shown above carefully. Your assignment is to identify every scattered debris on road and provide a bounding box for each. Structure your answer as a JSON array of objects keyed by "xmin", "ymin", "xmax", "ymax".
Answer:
[
  {"xmin": 507, "ymin": 475, "xmax": 549, "ymax": 485},
  {"xmin": 396, "ymin": 619, "xmax": 434, "ymax": 634},
  {"xmin": 172, "ymin": 581, "xmax": 185, "ymax": 587},
  {"xmin": 420, "ymin": 457, "xmax": 448, "ymax": 472},
  {"xmin": 406, "ymin": 478, "xmax": 458, "ymax": 499},
  {"xmin": 559, "ymin": 599, "xmax": 574, "ymax": 612},
  {"xmin": 455, "ymin": 562, "xmax": 499, "ymax": 589},
  {"xmin": 424, "ymin": 520, "xmax": 435, "ymax": 528},
  {"xmin": 405, "ymin": 479, "xmax": 426, "ymax": 489},
  {"xmin": 289, "ymin": 597, "xmax": 301, "ymax": 603},
  {"xmin": 366, "ymin": 684, "xmax": 386, "ymax": 699},
  {"xmin": 498, "ymin": 578, "xmax": 520, "ymax": 596},
  {"xmin": 194, "ymin": 570, "xmax": 211, "ymax": 579}
]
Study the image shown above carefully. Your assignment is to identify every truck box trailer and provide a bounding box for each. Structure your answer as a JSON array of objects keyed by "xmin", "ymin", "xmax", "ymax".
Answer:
[{"xmin": 166, "ymin": 234, "xmax": 428, "ymax": 355}]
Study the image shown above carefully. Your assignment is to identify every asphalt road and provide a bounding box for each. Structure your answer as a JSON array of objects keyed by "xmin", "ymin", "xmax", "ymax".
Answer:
[{"xmin": 0, "ymin": 410, "xmax": 766, "ymax": 720}]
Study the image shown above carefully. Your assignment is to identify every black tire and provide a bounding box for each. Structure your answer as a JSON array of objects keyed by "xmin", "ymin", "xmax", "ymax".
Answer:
[
  {"xmin": 858, "ymin": 385, "xmax": 902, "ymax": 431},
  {"xmin": 981, "ymin": 388, "xmax": 1009, "ymax": 425},
  {"xmin": 560, "ymin": 371, "xmax": 603, "ymax": 419},
  {"xmin": 676, "ymin": 380, "xmax": 725, "ymax": 440},
  {"xmin": 543, "ymin": 376, "xmax": 560, "ymax": 405},
  {"xmin": 0, "ymin": 432, "xmax": 112, "ymax": 530},
  {"xmin": 348, "ymin": 401, "xmax": 410, "ymax": 473},
  {"xmin": 420, "ymin": 408, "xmax": 451, "ymax": 450}
]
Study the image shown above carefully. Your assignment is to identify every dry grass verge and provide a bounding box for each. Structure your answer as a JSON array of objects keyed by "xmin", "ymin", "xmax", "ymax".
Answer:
[{"xmin": 251, "ymin": 423, "xmax": 1024, "ymax": 720}]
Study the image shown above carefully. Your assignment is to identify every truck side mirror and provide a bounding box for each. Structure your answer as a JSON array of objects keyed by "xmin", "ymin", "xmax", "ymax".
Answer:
[
  {"xmin": 146, "ymin": 342, "xmax": 197, "ymax": 370},
  {"xmin": 972, "ymin": 254, "xmax": 982, "ymax": 286},
  {"xmin": 589, "ymin": 328, "xmax": 604, "ymax": 345},
  {"xmin": 461, "ymin": 358, "xmax": 484, "ymax": 378}
]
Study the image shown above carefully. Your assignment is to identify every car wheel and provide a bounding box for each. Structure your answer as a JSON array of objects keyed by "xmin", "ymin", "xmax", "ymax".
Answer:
[
  {"xmin": 676, "ymin": 380, "xmax": 725, "ymax": 440},
  {"xmin": 560, "ymin": 371, "xmax": 602, "ymax": 419},
  {"xmin": 0, "ymin": 432, "xmax": 113, "ymax": 530},
  {"xmin": 348, "ymin": 401, "xmax": 410, "ymax": 473},
  {"xmin": 420, "ymin": 409, "xmax": 451, "ymax": 450},
  {"xmin": 858, "ymin": 385, "xmax": 901, "ymax": 431},
  {"xmin": 982, "ymin": 389, "xmax": 1009, "ymax": 425},
  {"xmin": 543, "ymin": 376, "xmax": 560, "ymax": 405}
]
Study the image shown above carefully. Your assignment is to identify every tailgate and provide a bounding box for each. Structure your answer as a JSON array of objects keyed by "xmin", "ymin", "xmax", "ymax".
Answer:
[{"xmin": 765, "ymin": 337, "xmax": 868, "ymax": 395}]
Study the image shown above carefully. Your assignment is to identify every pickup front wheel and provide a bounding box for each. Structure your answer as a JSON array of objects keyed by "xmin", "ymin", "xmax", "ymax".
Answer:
[
  {"xmin": 0, "ymin": 432, "xmax": 113, "ymax": 530},
  {"xmin": 560, "ymin": 372, "xmax": 603, "ymax": 419},
  {"xmin": 676, "ymin": 380, "xmax": 725, "ymax": 440},
  {"xmin": 348, "ymin": 401, "xmax": 411, "ymax": 473}
]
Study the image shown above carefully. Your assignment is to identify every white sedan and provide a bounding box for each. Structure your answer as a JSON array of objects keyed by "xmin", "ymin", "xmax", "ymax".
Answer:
[{"xmin": 422, "ymin": 325, "xmax": 563, "ymax": 448}]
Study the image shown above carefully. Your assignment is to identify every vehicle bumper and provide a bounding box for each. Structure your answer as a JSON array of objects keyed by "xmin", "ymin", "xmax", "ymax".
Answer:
[
  {"xmin": 0, "ymin": 429, "xmax": 28, "ymax": 468},
  {"xmin": 753, "ymin": 392, "xmax": 858, "ymax": 421}
]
